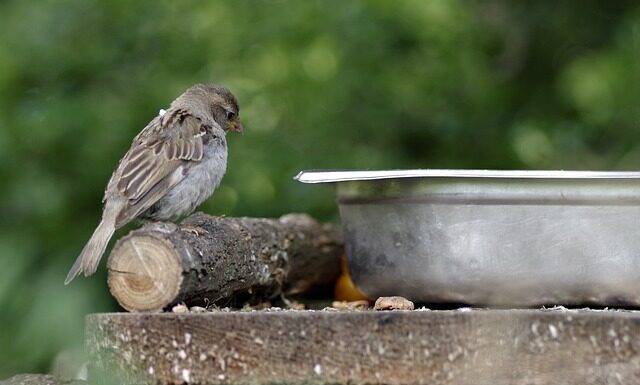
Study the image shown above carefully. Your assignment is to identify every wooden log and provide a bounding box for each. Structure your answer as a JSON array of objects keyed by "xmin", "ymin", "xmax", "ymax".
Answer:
[
  {"xmin": 87, "ymin": 309, "xmax": 640, "ymax": 385},
  {"xmin": 107, "ymin": 213, "xmax": 342, "ymax": 312}
]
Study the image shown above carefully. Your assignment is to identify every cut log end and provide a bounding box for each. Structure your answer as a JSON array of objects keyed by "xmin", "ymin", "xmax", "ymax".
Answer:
[{"xmin": 107, "ymin": 234, "xmax": 183, "ymax": 312}]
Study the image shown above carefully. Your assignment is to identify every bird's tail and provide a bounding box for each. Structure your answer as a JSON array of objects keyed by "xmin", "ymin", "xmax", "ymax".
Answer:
[{"xmin": 65, "ymin": 202, "xmax": 120, "ymax": 284}]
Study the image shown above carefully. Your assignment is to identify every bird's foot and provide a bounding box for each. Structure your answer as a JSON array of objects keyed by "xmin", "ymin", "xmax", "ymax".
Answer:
[{"xmin": 181, "ymin": 225, "xmax": 209, "ymax": 237}]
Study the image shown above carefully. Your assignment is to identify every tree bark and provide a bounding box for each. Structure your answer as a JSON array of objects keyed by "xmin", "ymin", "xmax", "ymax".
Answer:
[{"xmin": 106, "ymin": 212, "xmax": 343, "ymax": 312}]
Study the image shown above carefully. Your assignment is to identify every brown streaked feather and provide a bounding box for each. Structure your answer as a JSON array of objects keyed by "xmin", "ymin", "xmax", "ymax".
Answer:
[
  {"xmin": 193, "ymin": 138, "xmax": 203, "ymax": 160},
  {"xmin": 114, "ymin": 109, "xmax": 207, "ymax": 226},
  {"xmin": 119, "ymin": 148, "xmax": 153, "ymax": 181},
  {"xmin": 115, "ymin": 166, "xmax": 184, "ymax": 226}
]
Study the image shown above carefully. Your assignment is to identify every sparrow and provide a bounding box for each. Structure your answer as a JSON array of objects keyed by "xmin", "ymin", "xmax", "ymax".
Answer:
[{"xmin": 65, "ymin": 84, "xmax": 242, "ymax": 284}]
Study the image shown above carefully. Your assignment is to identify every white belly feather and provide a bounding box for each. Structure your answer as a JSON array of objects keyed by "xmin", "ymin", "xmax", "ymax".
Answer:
[{"xmin": 151, "ymin": 135, "xmax": 227, "ymax": 220}]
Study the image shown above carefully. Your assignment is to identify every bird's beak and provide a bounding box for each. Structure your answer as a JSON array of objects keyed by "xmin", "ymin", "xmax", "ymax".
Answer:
[{"xmin": 230, "ymin": 120, "xmax": 243, "ymax": 133}]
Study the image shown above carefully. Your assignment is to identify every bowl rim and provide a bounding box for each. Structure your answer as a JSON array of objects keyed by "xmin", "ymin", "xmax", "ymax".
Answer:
[{"xmin": 294, "ymin": 169, "xmax": 640, "ymax": 183}]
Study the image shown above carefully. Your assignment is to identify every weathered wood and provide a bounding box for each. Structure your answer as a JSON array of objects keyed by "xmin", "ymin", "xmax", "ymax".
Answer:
[
  {"xmin": 0, "ymin": 374, "xmax": 82, "ymax": 385},
  {"xmin": 87, "ymin": 309, "xmax": 640, "ymax": 385},
  {"xmin": 107, "ymin": 213, "xmax": 342, "ymax": 312}
]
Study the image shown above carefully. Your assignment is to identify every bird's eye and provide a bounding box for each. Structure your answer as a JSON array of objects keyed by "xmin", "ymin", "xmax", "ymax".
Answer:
[{"xmin": 225, "ymin": 110, "xmax": 236, "ymax": 120}]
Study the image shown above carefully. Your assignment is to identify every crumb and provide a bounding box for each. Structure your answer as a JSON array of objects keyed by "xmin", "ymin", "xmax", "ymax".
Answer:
[
  {"xmin": 172, "ymin": 304, "xmax": 189, "ymax": 313},
  {"xmin": 285, "ymin": 300, "xmax": 306, "ymax": 310},
  {"xmin": 332, "ymin": 300, "xmax": 370, "ymax": 310},
  {"xmin": 374, "ymin": 296, "xmax": 414, "ymax": 311}
]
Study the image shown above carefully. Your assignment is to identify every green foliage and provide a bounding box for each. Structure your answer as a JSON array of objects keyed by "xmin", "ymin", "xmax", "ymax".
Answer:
[{"xmin": 0, "ymin": 0, "xmax": 639, "ymax": 377}]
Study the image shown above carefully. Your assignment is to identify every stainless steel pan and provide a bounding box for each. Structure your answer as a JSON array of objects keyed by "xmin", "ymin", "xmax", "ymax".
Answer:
[{"xmin": 296, "ymin": 170, "xmax": 640, "ymax": 306}]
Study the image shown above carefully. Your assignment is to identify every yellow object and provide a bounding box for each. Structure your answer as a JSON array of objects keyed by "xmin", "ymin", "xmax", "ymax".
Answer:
[{"xmin": 334, "ymin": 255, "xmax": 371, "ymax": 302}]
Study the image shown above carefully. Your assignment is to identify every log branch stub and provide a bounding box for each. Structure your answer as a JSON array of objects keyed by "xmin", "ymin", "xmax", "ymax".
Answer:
[{"xmin": 106, "ymin": 213, "xmax": 342, "ymax": 312}]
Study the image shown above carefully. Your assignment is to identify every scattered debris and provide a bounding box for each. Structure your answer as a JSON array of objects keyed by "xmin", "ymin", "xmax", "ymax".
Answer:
[
  {"xmin": 279, "ymin": 296, "xmax": 306, "ymax": 310},
  {"xmin": 332, "ymin": 300, "xmax": 370, "ymax": 310},
  {"xmin": 242, "ymin": 301, "xmax": 273, "ymax": 311},
  {"xmin": 286, "ymin": 300, "xmax": 306, "ymax": 310},
  {"xmin": 189, "ymin": 306, "xmax": 207, "ymax": 313},
  {"xmin": 374, "ymin": 296, "xmax": 414, "ymax": 311},
  {"xmin": 172, "ymin": 304, "xmax": 188, "ymax": 313}
]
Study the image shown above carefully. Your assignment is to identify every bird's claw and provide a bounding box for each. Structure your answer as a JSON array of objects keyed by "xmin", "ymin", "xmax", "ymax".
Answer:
[{"xmin": 181, "ymin": 225, "xmax": 209, "ymax": 237}]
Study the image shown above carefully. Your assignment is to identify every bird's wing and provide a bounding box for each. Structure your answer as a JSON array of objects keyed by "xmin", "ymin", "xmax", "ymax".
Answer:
[{"xmin": 114, "ymin": 108, "xmax": 207, "ymax": 226}]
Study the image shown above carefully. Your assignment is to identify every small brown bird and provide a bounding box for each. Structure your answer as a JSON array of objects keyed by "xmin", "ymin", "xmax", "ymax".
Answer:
[{"xmin": 65, "ymin": 84, "xmax": 242, "ymax": 284}]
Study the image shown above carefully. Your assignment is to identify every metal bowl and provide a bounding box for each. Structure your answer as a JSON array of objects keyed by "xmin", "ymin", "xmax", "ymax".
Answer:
[{"xmin": 296, "ymin": 169, "xmax": 640, "ymax": 306}]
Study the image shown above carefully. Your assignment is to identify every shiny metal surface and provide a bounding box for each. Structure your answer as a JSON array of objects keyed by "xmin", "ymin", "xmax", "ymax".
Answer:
[
  {"xmin": 295, "ymin": 169, "xmax": 640, "ymax": 183},
  {"xmin": 297, "ymin": 170, "xmax": 640, "ymax": 306}
]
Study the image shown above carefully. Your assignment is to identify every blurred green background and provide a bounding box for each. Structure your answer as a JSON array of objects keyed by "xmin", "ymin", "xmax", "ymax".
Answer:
[{"xmin": 1, "ymin": 0, "xmax": 639, "ymax": 378}]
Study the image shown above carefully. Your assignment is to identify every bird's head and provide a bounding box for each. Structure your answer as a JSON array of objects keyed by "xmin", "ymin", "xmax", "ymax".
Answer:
[{"xmin": 181, "ymin": 84, "xmax": 243, "ymax": 133}]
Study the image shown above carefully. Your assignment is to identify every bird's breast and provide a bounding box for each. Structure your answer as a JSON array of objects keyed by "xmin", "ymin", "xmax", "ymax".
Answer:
[{"xmin": 148, "ymin": 138, "xmax": 227, "ymax": 220}]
